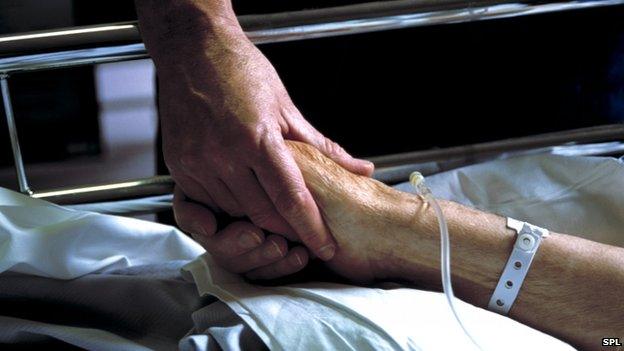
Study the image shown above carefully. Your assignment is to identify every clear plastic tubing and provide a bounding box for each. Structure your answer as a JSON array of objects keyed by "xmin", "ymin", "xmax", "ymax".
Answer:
[{"xmin": 410, "ymin": 172, "xmax": 483, "ymax": 350}]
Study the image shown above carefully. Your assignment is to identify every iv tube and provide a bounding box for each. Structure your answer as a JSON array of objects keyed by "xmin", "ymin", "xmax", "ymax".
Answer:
[{"xmin": 410, "ymin": 172, "xmax": 482, "ymax": 350}]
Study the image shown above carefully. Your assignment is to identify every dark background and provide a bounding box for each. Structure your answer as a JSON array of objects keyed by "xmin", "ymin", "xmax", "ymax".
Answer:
[{"xmin": 1, "ymin": 0, "xmax": 624, "ymax": 164}]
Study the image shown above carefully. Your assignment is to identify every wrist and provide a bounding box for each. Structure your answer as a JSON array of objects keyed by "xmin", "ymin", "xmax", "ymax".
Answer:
[
  {"xmin": 136, "ymin": 0, "xmax": 245, "ymax": 67},
  {"xmin": 368, "ymin": 189, "xmax": 438, "ymax": 281},
  {"xmin": 378, "ymin": 195, "xmax": 516, "ymax": 304}
]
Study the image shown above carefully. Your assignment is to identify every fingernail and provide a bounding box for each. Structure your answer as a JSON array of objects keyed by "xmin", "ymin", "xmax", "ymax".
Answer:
[
  {"xmin": 290, "ymin": 252, "xmax": 304, "ymax": 267},
  {"xmin": 317, "ymin": 244, "xmax": 336, "ymax": 261},
  {"xmin": 263, "ymin": 241, "xmax": 284, "ymax": 259},
  {"xmin": 238, "ymin": 230, "xmax": 262, "ymax": 249},
  {"xmin": 192, "ymin": 222, "xmax": 207, "ymax": 237}
]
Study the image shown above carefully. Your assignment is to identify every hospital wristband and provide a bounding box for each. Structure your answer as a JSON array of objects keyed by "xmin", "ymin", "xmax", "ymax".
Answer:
[{"xmin": 487, "ymin": 217, "xmax": 549, "ymax": 315}]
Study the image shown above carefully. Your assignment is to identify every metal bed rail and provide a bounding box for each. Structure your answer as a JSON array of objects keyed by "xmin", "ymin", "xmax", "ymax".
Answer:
[
  {"xmin": 367, "ymin": 124, "xmax": 624, "ymax": 168},
  {"xmin": 1, "ymin": 0, "xmax": 624, "ymax": 211},
  {"xmin": 2, "ymin": 0, "xmax": 624, "ymax": 73},
  {"xmin": 29, "ymin": 124, "xmax": 624, "ymax": 206}
]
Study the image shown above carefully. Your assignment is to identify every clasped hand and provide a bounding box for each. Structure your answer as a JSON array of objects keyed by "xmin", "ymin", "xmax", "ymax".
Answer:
[{"xmin": 156, "ymin": 29, "xmax": 373, "ymax": 279}]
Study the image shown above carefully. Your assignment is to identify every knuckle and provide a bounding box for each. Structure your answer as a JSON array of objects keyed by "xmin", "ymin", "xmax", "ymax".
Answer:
[
  {"xmin": 275, "ymin": 188, "xmax": 310, "ymax": 220},
  {"xmin": 241, "ymin": 122, "xmax": 264, "ymax": 140},
  {"xmin": 247, "ymin": 206, "xmax": 278, "ymax": 228},
  {"xmin": 296, "ymin": 230, "xmax": 317, "ymax": 243},
  {"xmin": 256, "ymin": 125, "xmax": 283, "ymax": 154},
  {"xmin": 323, "ymin": 137, "xmax": 344, "ymax": 158},
  {"xmin": 228, "ymin": 121, "xmax": 267, "ymax": 151},
  {"xmin": 210, "ymin": 193, "xmax": 243, "ymax": 217},
  {"xmin": 217, "ymin": 223, "xmax": 263, "ymax": 257},
  {"xmin": 211, "ymin": 238, "xmax": 238, "ymax": 258}
]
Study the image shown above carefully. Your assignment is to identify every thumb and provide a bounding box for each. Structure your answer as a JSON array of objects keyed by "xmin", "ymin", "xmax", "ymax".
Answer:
[{"xmin": 287, "ymin": 117, "xmax": 374, "ymax": 177}]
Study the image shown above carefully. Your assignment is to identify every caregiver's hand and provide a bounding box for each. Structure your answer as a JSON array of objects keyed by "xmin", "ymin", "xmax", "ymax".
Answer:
[
  {"xmin": 174, "ymin": 187, "xmax": 310, "ymax": 278},
  {"xmin": 256, "ymin": 141, "xmax": 404, "ymax": 283},
  {"xmin": 136, "ymin": 0, "xmax": 374, "ymax": 263}
]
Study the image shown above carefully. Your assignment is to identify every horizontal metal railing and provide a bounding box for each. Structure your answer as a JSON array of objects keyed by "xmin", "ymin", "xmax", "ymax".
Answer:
[
  {"xmin": 29, "ymin": 125, "xmax": 624, "ymax": 205},
  {"xmin": 2, "ymin": 0, "xmax": 624, "ymax": 73},
  {"xmin": 31, "ymin": 176, "xmax": 174, "ymax": 205},
  {"xmin": 367, "ymin": 124, "xmax": 624, "ymax": 168}
]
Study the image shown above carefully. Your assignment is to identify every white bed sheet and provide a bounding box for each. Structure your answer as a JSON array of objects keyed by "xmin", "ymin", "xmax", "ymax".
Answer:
[
  {"xmin": 0, "ymin": 188, "xmax": 204, "ymax": 279},
  {"xmin": 183, "ymin": 254, "xmax": 573, "ymax": 351},
  {"xmin": 395, "ymin": 154, "xmax": 624, "ymax": 247}
]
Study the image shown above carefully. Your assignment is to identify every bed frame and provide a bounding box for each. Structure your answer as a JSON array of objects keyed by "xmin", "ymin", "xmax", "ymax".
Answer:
[{"xmin": 1, "ymin": 0, "xmax": 624, "ymax": 214}]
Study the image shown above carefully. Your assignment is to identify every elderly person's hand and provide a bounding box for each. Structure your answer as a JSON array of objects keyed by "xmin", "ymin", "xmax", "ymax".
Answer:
[
  {"xmin": 280, "ymin": 141, "xmax": 624, "ymax": 350},
  {"xmin": 136, "ymin": 0, "xmax": 374, "ymax": 274}
]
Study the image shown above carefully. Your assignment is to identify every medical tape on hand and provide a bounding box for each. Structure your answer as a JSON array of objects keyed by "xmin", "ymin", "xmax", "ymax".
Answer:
[{"xmin": 488, "ymin": 218, "xmax": 549, "ymax": 315}]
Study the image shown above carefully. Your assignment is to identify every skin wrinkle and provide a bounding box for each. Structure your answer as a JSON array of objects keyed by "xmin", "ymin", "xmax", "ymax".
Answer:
[
  {"xmin": 285, "ymin": 140, "xmax": 623, "ymax": 350},
  {"xmin": 136, "ymin": 0, "xmax": 239, "ymax": 62}
]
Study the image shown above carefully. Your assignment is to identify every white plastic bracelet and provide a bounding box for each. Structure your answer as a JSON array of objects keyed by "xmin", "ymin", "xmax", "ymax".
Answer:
[{"xmin": 488, "ymin": 217, "xmax": 549, "ymax": 315}]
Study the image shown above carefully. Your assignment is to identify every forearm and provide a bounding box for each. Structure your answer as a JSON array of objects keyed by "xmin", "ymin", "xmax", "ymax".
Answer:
[
  {"xmin": 134, "ymin": 0, "xmax": 265, "ymax": 130},
  {"xmin": 388, "ymin": 195, "xmax": 624, "ymax": 349},
  {"xmin": 135, "ymin": 0, "xmax": 244, "ymax": 67}
]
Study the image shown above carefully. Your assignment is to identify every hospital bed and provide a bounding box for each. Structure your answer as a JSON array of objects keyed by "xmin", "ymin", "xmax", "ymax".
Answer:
[{"xmin": 0, "ymin": 2, "xmax": 623, "ymax": 350}]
